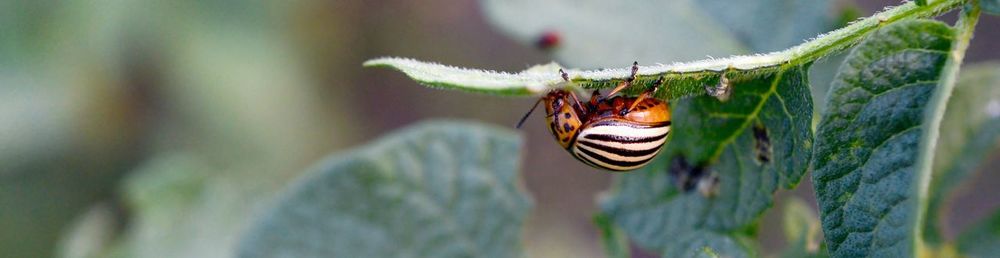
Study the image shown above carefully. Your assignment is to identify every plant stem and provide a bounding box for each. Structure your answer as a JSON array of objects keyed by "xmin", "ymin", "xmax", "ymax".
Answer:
[
  {"xmin": 364, "ymin": 0, "xmax": 969, "ymax": 96},
  {"xmin": 622, "ymin": 0, "xmax": 966, "ymax": 76},
  {"xmin": 912, "ymin": 0, "xmax": 980, "ymax": 255},
  {"xmin": 784, "ymin": 0, "xmax": 963, "ymax": 67}
]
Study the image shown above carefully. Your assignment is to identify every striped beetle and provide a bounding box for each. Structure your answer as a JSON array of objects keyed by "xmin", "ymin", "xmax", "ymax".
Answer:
[{"xmin": 518, "ymin": 62, "xmax": 671, "ymax": 171}]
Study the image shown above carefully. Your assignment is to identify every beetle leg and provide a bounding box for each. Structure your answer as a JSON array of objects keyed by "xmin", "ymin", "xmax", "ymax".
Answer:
[
  {"xmin": 589, "ymin": 89, "xmax": 603, "ymax": 105},
  {"xmin": 607, "ymin": 61, "xmax": 639, "ymax": 97},
  {"xmin": 624, "ymin": 76, "xmax": 664, "ymax": 114},
  {"xmin": 567, "ymin": 91, "xmax": 586, "ymax": 115}
]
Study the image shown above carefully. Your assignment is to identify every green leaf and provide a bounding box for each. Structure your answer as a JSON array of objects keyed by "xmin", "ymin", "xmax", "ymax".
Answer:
[
  {"xmin": 924, "ymin": 63, "xmax": 1000, "ymax": 244},
  {"xmin": 364, "ymin": 56, "xmax": 777, "ymax": 99},
  {"xmin": 363, "ymin": 58, "xmax": 562, "ymax": 96},
  {"xmin": 662, "ymin": 231, "xmax": 755, "ymax": 258},
  {"xmin": 811, "ymin": 19, "xmax": 960, "ymax": 257},
  {"xmin": 599, "ymin": 63, "xmax": 813, "ymax": 255},
  {"xmin": 663, "ymin": 65, "xmax": 814, "ymax": 188},
  {"xmin": 236, "ymin": 121, "xmax": 532, "ymax": 258},
  {"xmin": 956, "ymin": 208, "xmax": 1000, "ymax": 256},
  {"xmin": 478, "ymin": 0, "xmax": 833, "ymax": 68}
]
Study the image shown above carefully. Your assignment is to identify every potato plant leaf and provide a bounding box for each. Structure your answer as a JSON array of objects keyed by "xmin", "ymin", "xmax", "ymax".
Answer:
[
  {"xmin": 923, "ymin": 63, "xmax": 1000, "ymax": 244},
  {"xmin": 364, "ymin": 56, "xmax": 778, "ymax": 100},
  {"xmin": 235, "ymin": 121, "xmax": 532, "ymax": 258},
  {"xmin": 662, "ymin": 231, "xmax": 755, "ymax": 258},
  {"xmin": 811, "ymin": 19, "xmax": 962, "ymax": 257},
  {"xmin": 599, "ymin": 63, "xmax": 813, "ymax": 256}
]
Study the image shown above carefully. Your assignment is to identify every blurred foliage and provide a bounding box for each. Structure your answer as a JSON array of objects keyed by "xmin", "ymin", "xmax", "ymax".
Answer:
[
  {"xmin": 956, "ymin": 207, "xmax": 1000, "ymax": 257},
  {"xmin": 593, "ymin": 214, "xmax": 629, "ymax": 258},
  {"xmin": 1, "ymin": 0, "xmax": 358, "ymax": 257},
  {"xmin": 779, "ymin": 198, "xmax": 827, "ymax": 258},
  {"xmin": 368, "ymin": 0, "xmax": 1000, "ymax": 257},
  {"xmin": 237, "ymin": 121, "xmax": 531, "ymax": 258},
  {"xmin": 3, "ymin": 1, "xmax": 1000, "ymax": 258},
  {"xmin": 480, "ymin": 0, "xmax": 834, "ymax": 68},
  {"xmin": 984, "ymin": 0, "xmax": 1000, "ymax": 15},
  {"xmin": 924, "ymin": 63, "xmax": 1000, "ymax": 244}
]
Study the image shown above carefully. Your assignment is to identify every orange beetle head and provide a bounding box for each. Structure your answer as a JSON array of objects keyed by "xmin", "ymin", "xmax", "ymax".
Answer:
[{"xmin": 541, "ymin": 90, "xmax": 584, "ymax": 149}]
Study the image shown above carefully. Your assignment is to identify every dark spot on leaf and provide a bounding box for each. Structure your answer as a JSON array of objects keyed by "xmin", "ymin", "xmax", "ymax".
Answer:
[
  {"xmin": 564, "ymin": 113, "xmax": 571, "ymax": 119},
  {"xmin": 669, "ymin": 156, "xmax": 710, "ymax": 193},
  {"xmin": 753, "ymin": 124, "xmax": 771, "ymax": 164},
  {"xmin": 563, "ymin": 123, "xmax": 572, "ymax": 132}
]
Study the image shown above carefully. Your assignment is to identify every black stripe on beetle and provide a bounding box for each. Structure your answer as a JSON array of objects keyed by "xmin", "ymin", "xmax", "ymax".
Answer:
[
  {"xmin": 576, "ymin": 147, "xmax": 653, "ymax": 169},
  {"xmin": 519, "ymin": 62, "xmax": 672, "ymax": 171},
  {"xmin": 581, "ymin": 131, "xmax": 669, "ymax": 144},
  {"xmin": 577, "ymin": 140, "xmax": 663, "ymax": 158}
]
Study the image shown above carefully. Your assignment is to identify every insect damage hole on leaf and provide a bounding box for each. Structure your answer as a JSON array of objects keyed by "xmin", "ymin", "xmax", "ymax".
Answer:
[
  {"xmin": 752, "ymin": 124, "xmax": 772, "ymax": 164},
  {"xmin": 668, "ymin": 155, "xmax": 719, "ymax": 197}
]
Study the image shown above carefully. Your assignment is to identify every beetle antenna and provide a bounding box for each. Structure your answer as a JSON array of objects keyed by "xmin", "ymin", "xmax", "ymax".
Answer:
[{"xmin": 516, "ymin": 98, "xmax": 544, "ymax": 129}]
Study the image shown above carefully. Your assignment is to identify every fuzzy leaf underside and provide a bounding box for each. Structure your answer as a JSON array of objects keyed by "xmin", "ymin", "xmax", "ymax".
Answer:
[
  {"xmin": 365, "ymin": 56, "xmax": 784, "ymax": 100},
  {"xmin": 235, "ymin": 121, "xmax": 531, "ymax": 258},
  {"xmin": 811, "ymin": 20, "xmax": 955, "ymax": 257},
  {"xmin": 599, "ymin": 63, "xmax": 813, "ymax": 256}
]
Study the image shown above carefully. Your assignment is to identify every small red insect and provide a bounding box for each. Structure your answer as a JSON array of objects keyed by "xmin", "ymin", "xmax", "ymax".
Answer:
[{"xmin": 536, "ymin": 30, "xmax": 561, "ymax": 50}]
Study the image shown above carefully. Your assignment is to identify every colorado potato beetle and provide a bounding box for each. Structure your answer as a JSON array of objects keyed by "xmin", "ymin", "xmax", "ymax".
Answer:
[{"xmin": 518, "ymin": 62, "xmax": 672, "ymax": 171}]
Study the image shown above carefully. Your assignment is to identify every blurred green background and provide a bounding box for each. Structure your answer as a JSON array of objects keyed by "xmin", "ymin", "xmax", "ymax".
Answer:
[{"xmin": 1, "ymin": 0, "xmax": 998, "ymax": 257}]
